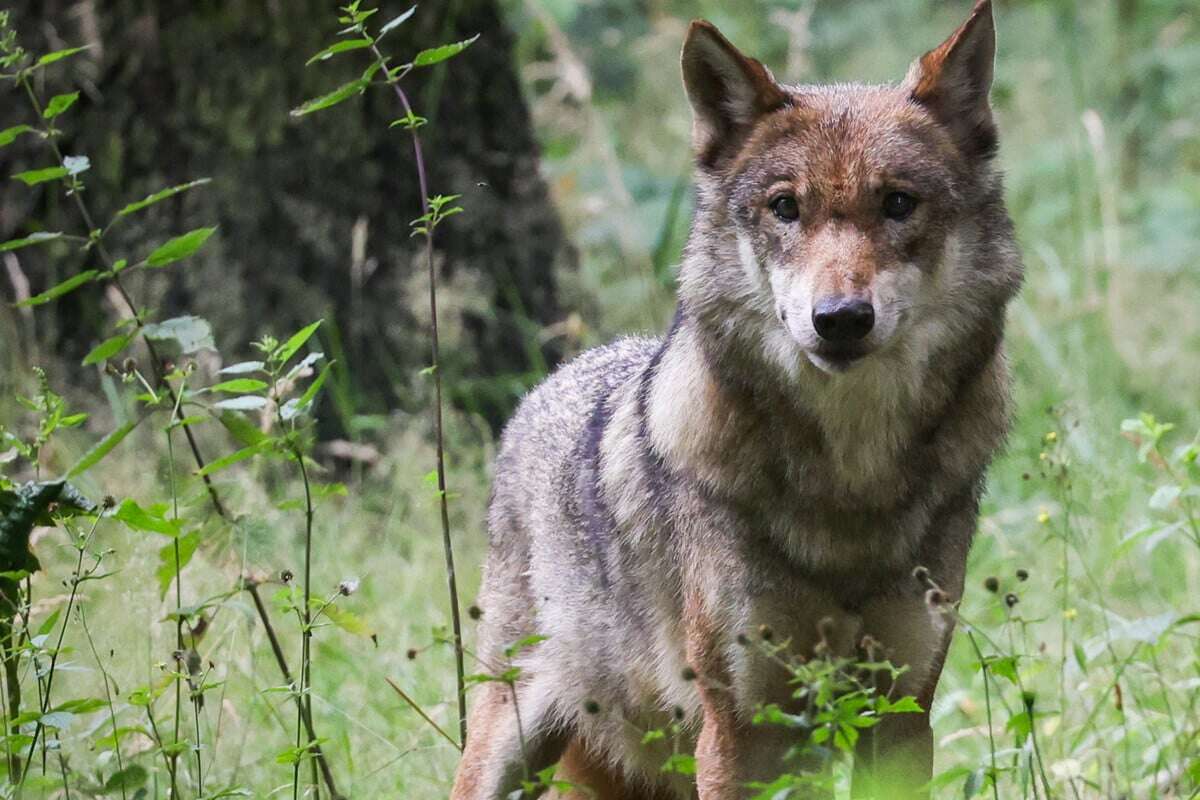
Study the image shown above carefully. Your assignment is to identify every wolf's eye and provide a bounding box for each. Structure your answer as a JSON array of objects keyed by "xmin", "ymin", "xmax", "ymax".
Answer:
[
  {"xmin": 769, "ymin": 194, "xmax": 800, "ymax": 222},
  {"xmin": 882, "ymin": 192, "xmax": 918, "ymax": 221}
]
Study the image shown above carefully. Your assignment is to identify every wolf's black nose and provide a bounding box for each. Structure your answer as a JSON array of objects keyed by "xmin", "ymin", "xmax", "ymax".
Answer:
[{"xmin": 812, "ymin": 298, "xmax": 874, "ymax": 342}]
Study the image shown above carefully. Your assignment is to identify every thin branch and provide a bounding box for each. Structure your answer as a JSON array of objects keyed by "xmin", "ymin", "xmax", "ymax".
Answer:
[
  {"xmin": 384, "ymin": 677, "xmax": 462, "ymax": 752},
  {"xmin": 369, "ymin": 36, "xmax": 468, "ymax": 749},
  {"xmin": 243, "ymin": 579, "xmax": 342, "ymax": 799}
]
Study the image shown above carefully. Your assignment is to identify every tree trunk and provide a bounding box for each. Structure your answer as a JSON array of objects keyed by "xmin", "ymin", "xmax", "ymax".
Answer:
[{"xmin": 0, "ymin": 0, "xmax": 573, "ymax": 433}]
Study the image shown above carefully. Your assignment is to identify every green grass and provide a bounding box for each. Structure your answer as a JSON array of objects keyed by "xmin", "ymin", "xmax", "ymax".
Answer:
[{"xmin": 2, "ymin": 0, "xmax": 1199, "ymax": 797}]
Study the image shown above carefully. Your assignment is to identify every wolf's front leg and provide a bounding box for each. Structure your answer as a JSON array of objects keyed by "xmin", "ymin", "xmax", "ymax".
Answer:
[
  {"xmin": 451, "ymin": 677, "xmax": 569, "ymax": 800},
  {"xmin": 695, "ymin": 692, "xmax": 832, "ymax": 800},
  {"xmin": 686, "ymin": 595, "xmax": 833, "ymax": 799},
  {"xmin": 850, "ymin": 709, "xmax": 933, "ymax": 800},
  {"xmin": 694, "ymin": 688, "xmax": 741, "ymax": 798}
]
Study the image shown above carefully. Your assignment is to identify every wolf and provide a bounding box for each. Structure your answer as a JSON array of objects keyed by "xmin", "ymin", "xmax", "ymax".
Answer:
[{"xmin": 451, "ymin": 1, "xmax": 1022, "ymax": 797}]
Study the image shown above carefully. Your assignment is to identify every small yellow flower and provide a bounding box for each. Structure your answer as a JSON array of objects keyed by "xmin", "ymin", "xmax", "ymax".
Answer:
[
  {"xmin": 1037, "ymin": 510, "xmax": 1051, "ymax": 525},
  {"xmin": 1044, "ymin": 431, "xmax": 1058, "ymax": 443},
  {"xmin": 1063, "ymin": 608, "xmax": 1078, "ymax": 620},
  {"xmin": 1039, "ymin": 451, "xmax": 1049, "ymax": 461}
]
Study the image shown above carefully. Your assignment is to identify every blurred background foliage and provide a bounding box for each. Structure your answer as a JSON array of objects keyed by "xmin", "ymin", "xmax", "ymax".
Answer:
[{"xmin": 0, "ymin": 0, "xmax": 1197, "ymax": 796}]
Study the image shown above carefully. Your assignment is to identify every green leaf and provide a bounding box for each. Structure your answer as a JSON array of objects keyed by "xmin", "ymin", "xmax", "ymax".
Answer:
[
  {"xmin": 35, "ymin": 608, "xmax": 62, "ymax": 639},
  {"xmin": 0, "ymin": 231, "xmax": 63, "ymax": 253},
  {"xmin": 290, "ymin": 78, "xmax": 369, "ymax": 117},
  {"xmin": 282, "ymin": 363, "xmax": 332, "ymax": 421},
  {"xmin": 218, "ymin": 360, "xmax": 265, "ymax": 375},
  {"xmin": 1148, "ymin": 484, "xmax": 1181, "ymax": 511},
  {"xmin": 660, "ymin": 753, "xmax": 696, "ymax": 776},
  {"xmin": 504, "ymin": 634, "xmax": 548, "ymax": 659},
  {"xmin": 39, "ymin": 711, "xmax": 74, "ymax": 730},
  {"xmin": 156, "ymin": 530, "xmax": 200, "ymax": 599},
  {"xmin": 65, "ymin": 420, "xmax": 137, "ymax": 479},
  {"xmin": 412, "ymin": 34, "xmax": 479, "ymax": 67},
  {"xmin": 52, "ymin": 697, "xmax": 107, "ymax": 714},
  {"xmin": 42, "ymin": 91, "xmax": 80, "ymax": 119},
  {"xmin": 306, "ymin": 38, "xmax": 373, "ymax": 66},
  {"xmin": 35, "ymin": 46, "xmax": 91, "ymax": 68},
  {"xmin": 276, "ymin": 320, "xmax": 323, "ymax": 365},
  {"xmin": 877, "ymin": 695, "xmax": 923, "ymax": 714},
  {"xmin": 388, "ymin": 111, "xmax": 427, "ymax": 130},
  {"xmin": 218, "ymin": 411, "xmax": 268, "ymax": 447},
  {"xmin": 207, "ymin": 378, "xmax": 268, "ymax": 394},
  {"xmin": 12, "ymin": 166, "xmax": 69, "ymax": 186},
  {"xmin": 195, "ymin": 441, "xmax": 272, "ymax": 477},
  {"xmin": 0, "ymin": 484, "xmax": 94, "ymax": 583},
  {"xmin": 982, "ymin": 655, "xmax": 1019, "ymax": 685},
  {"xmin": 168, "ymin": 415, "xmax": 208, "ymax": 430},
  {"xmin": 213, "ymin": 396, "xmax": 268, "ymax": 411},
  {"xmin": 103, "ymin": 764, "xmax": 148, "ymax": 793},
  {"xmin": 142, "ymin": 315, "xmax": 215, "ymax": 354},
  {"xmin": 323, "ymin": 603, "xmax": 371, "ymax": 637},
  {"xmin": 16, "ymin": 270, "xmax": 98, "ymax": 307},
  {"xmin": 1006, "ymin": 710, "xmax": 1032, "ymax": 740},
  {"xmin": 115, "ymin": 178, "xmax": 212, "ymax": 220},
  {"xmin": 0, "ymin": 125, "xmax": 37, "ymax": 147},
  {"xmin": 112, "ymin": 498, "xmax": 183, "ymax": 537},
  {"xmin": 379, "ymin": 6, "xmax": 417, "ymax": 36},
  {"xmin": 145, "ymin": 226, "xmax": 216, "ymax": 268},
  {"xmin": 963, "ymin": 767, "xmax": 986, "ymax": 798},
  {"xmin": 82, "ymin": 333, "xmax": 133, "ymax": 366}
]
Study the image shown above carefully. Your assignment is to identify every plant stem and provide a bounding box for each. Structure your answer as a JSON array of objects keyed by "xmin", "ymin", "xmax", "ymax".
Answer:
[
  {"xmin": 0, "ymin": 580, "xmax": 22, "ymax": 781},
  {"xmin": 244, "ymin": 580, "xmax": 342, "ymax": 799},
  {"xmin": 383, "ymin": 677, "xmax": 462, "ymax": 752},
  {"xmin": 369, "ymin": 36, "xmax": 467, "ymax": 748},
  {"xmin": 166, "ymin": 410, "xmax": 185, "ymax": 793},
  {"xmin": 79, "ymin": 606, "xmax": 128, "ymax": 800},
  {"xmin": 19, "ymin": 513, "xmax": 102, "ymax": 787},
  {"xmin": 289, "ymin": 442, "xmax": 317, "ymax": 800},
  {"xmin": 145, "ymin": 702, "xmax": 179, "ymax": 793}
]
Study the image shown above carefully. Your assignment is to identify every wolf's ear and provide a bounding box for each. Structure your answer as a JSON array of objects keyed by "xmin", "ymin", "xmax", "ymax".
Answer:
[
  {"xmin": 682, "ymin": 20, "xmax": 788, "ymax": 168},
  {"xmin": 906, "ymin": 0, "xmax": 997, "ymax": 159}
]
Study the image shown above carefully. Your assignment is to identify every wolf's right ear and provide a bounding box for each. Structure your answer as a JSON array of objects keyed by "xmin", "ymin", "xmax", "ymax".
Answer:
[
  {"xmin": 906, "ymin": 0, "xmax": 998, "ymax": 159},
  {"xmin": 681, "ymin": 21, "xmax": 788, "ymax": 168}
]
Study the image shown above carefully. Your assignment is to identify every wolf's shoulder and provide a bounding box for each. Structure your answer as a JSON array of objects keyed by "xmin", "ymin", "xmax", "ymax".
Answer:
[
  {"xmin": 510, "ymin": 336, "xmax": 659, "ymax": 430},
  {"xmin": 496, "ymin": 336, "xmax": 660, "ymax": 462}
]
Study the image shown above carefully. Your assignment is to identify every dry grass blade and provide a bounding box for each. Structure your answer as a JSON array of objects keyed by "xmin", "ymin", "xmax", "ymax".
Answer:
[{"xmin": 385, "ymin": 677, "xmax": 462, "ymax": 752}]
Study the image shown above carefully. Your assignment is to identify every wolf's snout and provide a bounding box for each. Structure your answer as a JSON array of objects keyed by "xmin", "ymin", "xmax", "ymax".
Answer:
[{"xmin": 812, "ymin": 298, "xmax": 875, "ymax": 342}]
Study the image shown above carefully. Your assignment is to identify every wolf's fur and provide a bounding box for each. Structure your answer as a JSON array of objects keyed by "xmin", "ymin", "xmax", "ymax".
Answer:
[{"xmin": 451, "ymin": 2, "xmax": 1021, "ymax": 797}]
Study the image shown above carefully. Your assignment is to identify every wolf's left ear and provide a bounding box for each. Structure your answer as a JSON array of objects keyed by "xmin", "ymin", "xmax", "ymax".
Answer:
[
  {"xmin": 906, "ymin": 0, "xmax": 998, "ymax": 159},
  {"xmin": 682, "ymin": 20, "xmax": 789, "ymax": 168}
]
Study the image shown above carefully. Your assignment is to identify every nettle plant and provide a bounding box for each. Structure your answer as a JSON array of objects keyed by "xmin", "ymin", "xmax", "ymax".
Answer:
[
  {"xmin": 290, "ymin": 0, "xmax": 479, "ymax": 752},
  {"xmin": 0, "ymin": 9, "xmax": 376, "ymax": 799},
  {"xmin": 739, "ymin": 621, "xmax": 924, "ymax": 799}
]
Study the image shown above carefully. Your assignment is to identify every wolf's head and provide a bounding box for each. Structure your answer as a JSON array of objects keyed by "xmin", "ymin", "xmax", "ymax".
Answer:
[{"xmin": 678, "ymin": 0, "xmax": 1021, "ymax": 381}]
